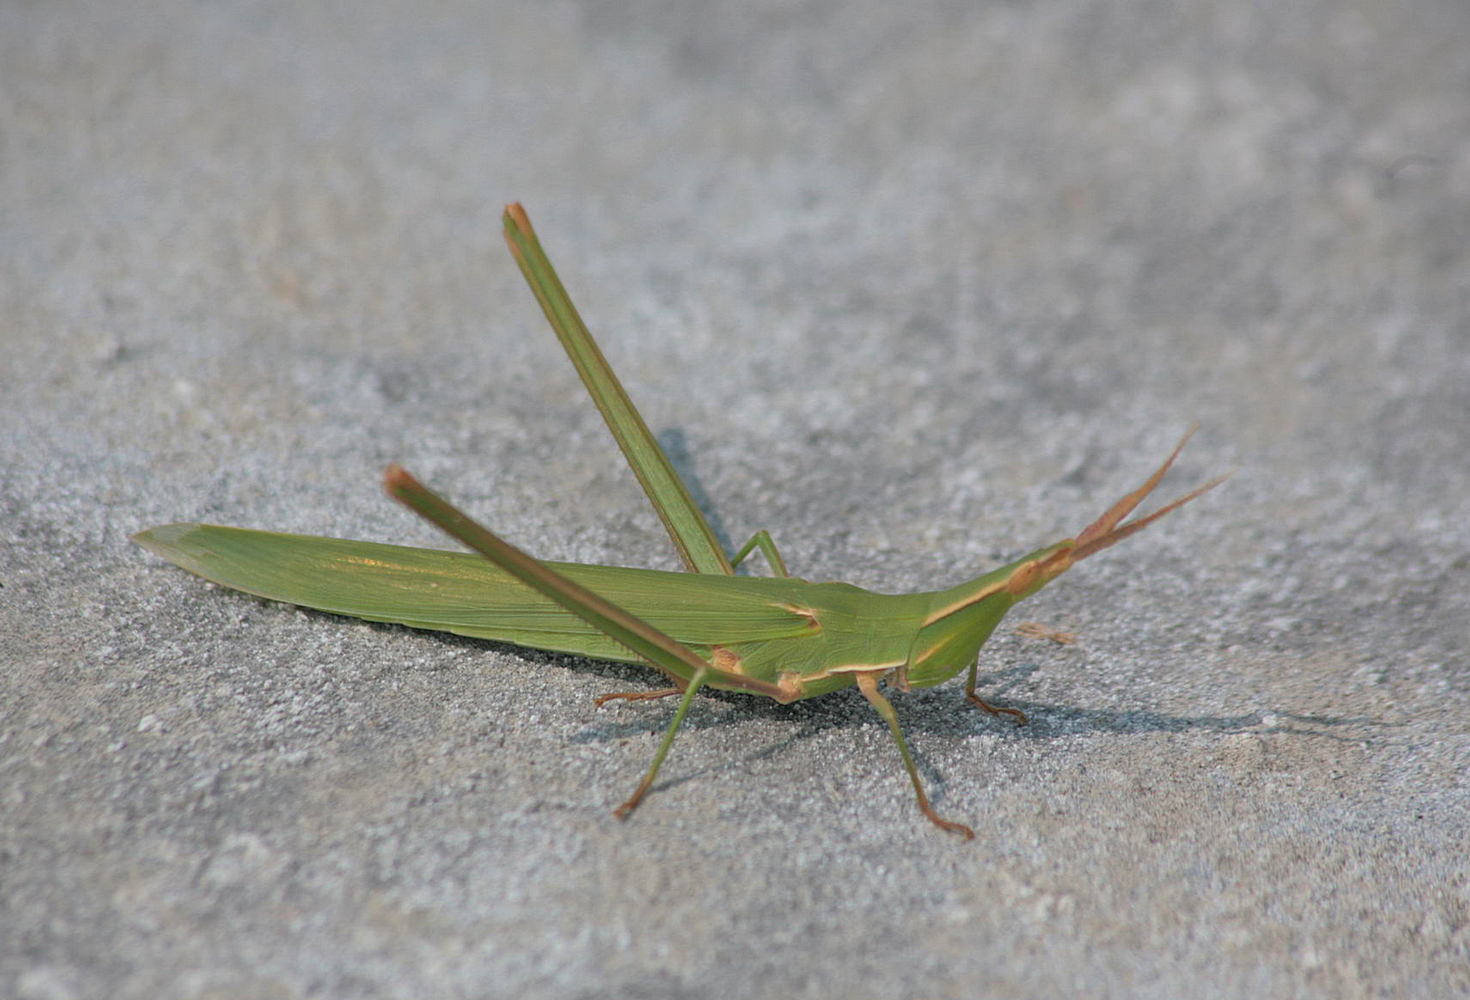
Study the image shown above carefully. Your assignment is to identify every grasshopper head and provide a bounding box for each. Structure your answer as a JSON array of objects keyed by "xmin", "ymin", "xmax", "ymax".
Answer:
[
  {"xmin": 904, "ymin": 429, "xmax": 1225, "ymax": 689},
  {"xmin": 1053, "ymin": 427, "xmax": 1227, "ymax": 571},
  {"xmin": 1003, "ymin": 427, "xmax": 1227, "ymax": 598},
  {"xmin": 905, "ymin": 542, "xmax": 1069, "ymax": 688}
]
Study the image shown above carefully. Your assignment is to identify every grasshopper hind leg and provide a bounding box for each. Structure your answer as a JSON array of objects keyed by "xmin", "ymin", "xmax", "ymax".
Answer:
[{"xmin": 614, "ymin": 668, "xmax": 710, "ymax": 818}]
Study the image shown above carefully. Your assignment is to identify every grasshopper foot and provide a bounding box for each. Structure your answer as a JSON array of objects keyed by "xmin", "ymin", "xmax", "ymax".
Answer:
[
  {"xmin": 966, "ymin": 692, "xmax": 1028, "ymax": 726},
  {"xmin": 612, "ymin": 794, "xmax": 642, "ymax": 820},
  {"xmin": 920, "ymin": 804, "xmax": 976, "ymax": 840}
]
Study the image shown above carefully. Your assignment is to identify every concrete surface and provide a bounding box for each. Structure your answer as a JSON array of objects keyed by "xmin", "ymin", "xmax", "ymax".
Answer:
[{"xmin": 3, "ymin": 1, "xmax": 1467, "ymax": 997}]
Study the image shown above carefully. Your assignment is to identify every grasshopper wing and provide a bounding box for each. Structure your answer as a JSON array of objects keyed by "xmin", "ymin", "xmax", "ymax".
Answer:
[{"xmin": 135, "ymin": 524, "xmax": 816, "ymax": 662}]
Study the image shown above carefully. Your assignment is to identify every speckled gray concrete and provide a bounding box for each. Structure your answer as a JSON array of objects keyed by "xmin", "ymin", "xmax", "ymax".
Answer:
[{"xmin": 4, "ymin": 2, "xmax": 1467, "ymax": 998}]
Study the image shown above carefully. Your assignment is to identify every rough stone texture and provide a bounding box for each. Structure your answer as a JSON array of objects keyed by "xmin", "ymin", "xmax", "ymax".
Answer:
[{"xmin": 3, "ymin": 2, "xmax": 1466, "ymax": 998}]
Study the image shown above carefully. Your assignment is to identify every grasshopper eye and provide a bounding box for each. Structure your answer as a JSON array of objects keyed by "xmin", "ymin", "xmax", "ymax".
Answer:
[{"xmin": 1004, "ymin": 559, "xmax": 1042, "ymax": 596}]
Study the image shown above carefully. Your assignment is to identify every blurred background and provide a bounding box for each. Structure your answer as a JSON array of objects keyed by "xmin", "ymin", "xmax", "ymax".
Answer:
[{"xmin": 4, "ymin": 2, "xmax": 1466, "ymax": 998}]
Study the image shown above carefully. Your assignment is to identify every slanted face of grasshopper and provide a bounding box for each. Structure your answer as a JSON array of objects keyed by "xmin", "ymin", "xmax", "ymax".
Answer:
[{"xmin": 137, "ymin": 204, "xmax": 1223, "ymax": 839}]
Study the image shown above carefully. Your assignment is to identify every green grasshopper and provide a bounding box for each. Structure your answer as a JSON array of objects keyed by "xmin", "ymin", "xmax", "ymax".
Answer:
[{"xmin": 136, "ymin": 204, "xmax": 1224, "ymax": 838}]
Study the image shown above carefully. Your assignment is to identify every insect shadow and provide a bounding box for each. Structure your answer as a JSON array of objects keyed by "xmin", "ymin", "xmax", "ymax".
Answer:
[{"xmin": 407, "ymin": 624, "xmax": 1382, "ymax": 776}]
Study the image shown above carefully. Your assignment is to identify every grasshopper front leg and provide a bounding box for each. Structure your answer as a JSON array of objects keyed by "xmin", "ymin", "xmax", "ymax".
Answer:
[
  {"xmin": 964, "ymin": 659, "xmax": 1028, "ymax": 724},
  {"xmin": 855, "ymin": 672, "xmax": 975, "ymax": 840}
]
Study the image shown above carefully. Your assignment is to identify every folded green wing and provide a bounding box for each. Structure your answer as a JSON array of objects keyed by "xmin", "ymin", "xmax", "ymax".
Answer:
[{"xmin": 134, "ymin": 524, "xmax": 816, "ymax": 662}]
